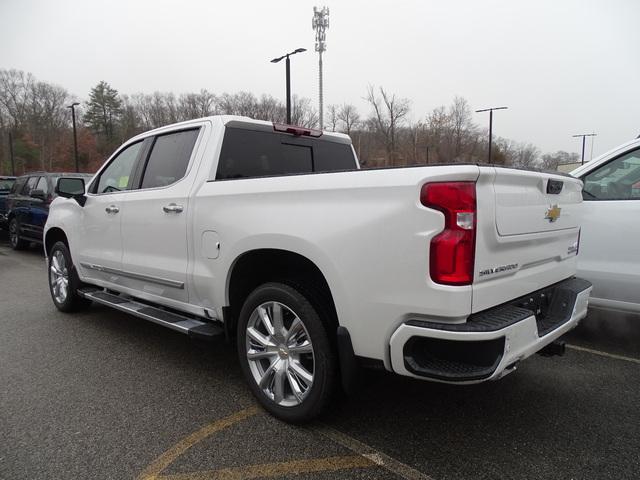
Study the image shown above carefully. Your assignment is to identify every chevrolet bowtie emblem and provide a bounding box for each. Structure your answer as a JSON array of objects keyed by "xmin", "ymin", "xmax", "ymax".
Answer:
[{"xmin": 545, "ymin": 205, "xmax": 561, "ymax": 222}]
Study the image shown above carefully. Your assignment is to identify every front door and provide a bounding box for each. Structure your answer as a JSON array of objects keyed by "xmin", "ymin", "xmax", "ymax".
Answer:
[
  {"xmin": 16, "ymin": 176, "xmax": 39, "ymax": 240},
  {"xmin": 76, "ymin": 140, "xmax": 145, "ymax": 285},
  {"xmin": 29, "ymin": 176, "xmax": 51, "ymax": 242},
  {"xmin": 579, "ymin": 146, "xmax": 640, "ymax": 310}
]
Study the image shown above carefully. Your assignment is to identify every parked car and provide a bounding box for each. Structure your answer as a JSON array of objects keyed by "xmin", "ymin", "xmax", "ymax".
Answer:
[
  {"xmin": 0, "ymin": 176, "xmax": 16, "ymax": 229},
  {"xmin": 45, "ymin": 116, "xmax": 591, "ymax": 422},
  {"xmin": 571, "ymin": 137, "xmax": 640, "ymax": 314},
  {"xmin": 6, "ymin": 172, "xmax": 93, "ymax": 250}
]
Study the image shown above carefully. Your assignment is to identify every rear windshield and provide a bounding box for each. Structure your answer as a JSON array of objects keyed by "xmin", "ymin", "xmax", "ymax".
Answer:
[
  {"xmin": 216, "ymin": 128, "xmax": 356, "ymax": 180},
  {"xmin": 0, "ymin": 178, "xmax": 15, "ymax": 191}
]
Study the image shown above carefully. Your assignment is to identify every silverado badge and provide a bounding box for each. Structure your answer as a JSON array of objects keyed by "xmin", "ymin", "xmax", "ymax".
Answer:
[{"xmin": 545, "ymin": 204, "xmax": 561, "ymax": 223}]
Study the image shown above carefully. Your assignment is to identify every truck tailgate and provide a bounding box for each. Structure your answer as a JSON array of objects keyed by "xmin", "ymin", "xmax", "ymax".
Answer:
[{"xmin": 473, "ymin": 167, "xmax": 583, "ymax": 313}]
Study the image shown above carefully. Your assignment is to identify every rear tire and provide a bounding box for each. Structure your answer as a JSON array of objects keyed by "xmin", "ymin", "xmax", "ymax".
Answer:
[
  {"xmin": 48, "ymin": 241, "xmax": 92, "ymax": 312},
  {"xmin": 237, "ymin": 282, "xmax": 337, "ymax": 423},
  {"xmin": 9, "ymin": 218, "xmax": 28, "ymax": 250}
]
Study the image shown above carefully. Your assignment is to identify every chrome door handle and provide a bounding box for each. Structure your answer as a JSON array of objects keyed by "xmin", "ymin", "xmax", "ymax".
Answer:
[
  {"xmin": 163, "ymin": 203, "xmax": 184, "ymax": 213},
  {"xmin": 105, "ymin": 205, "xmax": 119, "ymax": 214}
]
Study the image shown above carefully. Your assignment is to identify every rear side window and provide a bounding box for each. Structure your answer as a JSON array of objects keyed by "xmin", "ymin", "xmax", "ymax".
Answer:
[
  {"xmin": 22, "ymin": 176, "xmax": 39, "ymax": 195},
  {"xmin": 35, "ymin": 176, "xmax": 50, "ymax": 195},
  {"xmin": 10, "ymin": 178, "xmax": 25, "ymax": 194},
  {"xmin": 216, "ymin": 128, "xmax": 356, "ymax": 180},
  {"xmin": 314, "ymin": 141, "xmax": 357, "ymax": 172},
  {"xmin": 141, "ymin": 129, "xmax": 200, "ymax": 189}
]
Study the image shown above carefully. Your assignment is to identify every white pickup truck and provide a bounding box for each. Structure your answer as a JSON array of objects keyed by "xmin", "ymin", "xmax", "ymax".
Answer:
[{"xmin": 45, "ymin": 116, "xmax": 592, "ymax": 422}]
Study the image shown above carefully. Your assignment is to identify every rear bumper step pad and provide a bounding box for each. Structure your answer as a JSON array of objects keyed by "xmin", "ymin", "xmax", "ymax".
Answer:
[
  {"xmin": 406, "ymin": 277, "xmax": 592, "ymax": 337},
  {"xmin": 397, "ymin": 277, "xmax": 592, "ymax": 382},
  {"xmin": 78, "ymin": 289, "xmax": 223, "ymax": 341}
]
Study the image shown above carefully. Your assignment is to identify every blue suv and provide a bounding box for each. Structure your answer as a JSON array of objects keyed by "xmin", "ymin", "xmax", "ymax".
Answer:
[{"xmin": 6, "ymin": 172, "xmax": 92, "ymax": 250}]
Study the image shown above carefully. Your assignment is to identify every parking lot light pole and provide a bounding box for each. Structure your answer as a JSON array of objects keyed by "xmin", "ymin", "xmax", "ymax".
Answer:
[
  {"xmin": 271, "ymin": 48, "xmax": 307, "ymax": 125},
  {"xmin": 476, "ymin": 106, "xmax": 508, "ymax": 163},
  {"xmin": 572, "ymin": 133, "xmax": 597, "ymax": 165},
  {"xmin": 67, "ymin": 102, "xmax": 80, "ymax": 172},
  {"xmin": 8, "ymin": 131, "xmax": 15, "ymax": 175}
]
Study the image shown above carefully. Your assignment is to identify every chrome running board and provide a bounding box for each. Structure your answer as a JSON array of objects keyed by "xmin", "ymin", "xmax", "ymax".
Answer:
[{"xmin": 78, "ymin": 289, "xmax": 224, "ymax": 341}]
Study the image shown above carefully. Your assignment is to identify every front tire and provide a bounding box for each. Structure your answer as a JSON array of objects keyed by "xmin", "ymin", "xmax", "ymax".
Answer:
[
  {"xmin": 9, "ymin": 218, "xmax": 28, "ymax": 250},
  {"xmin": 237, "ymin": 282, "xmax": 337, "ymax": 423},
  {"xmin": 48, "ymin": 241, "xmax": 92, "ymax": 312}
]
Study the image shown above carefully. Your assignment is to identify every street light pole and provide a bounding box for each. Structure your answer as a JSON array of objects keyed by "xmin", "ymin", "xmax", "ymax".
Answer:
[
  {"xmin": 475, "ymin": 106, "xmax": 508, "ymax": 163},
  {"xmin": 67, "ymin": 102, "xmax": 80, "ymax": 172},
  {"xmin": 572, "ymin": 133, "xmax": 597, "ymax": 165},
  {"xmin": 285, "ymin": 55, "xmax": 291, "ymax": 124},
  {"xmin": 271, "ymin": 48, "xmax": 307, "ymax": 125},
  {"xmin": 8, "ymin": 131, "xmax": 15, "ymax": 176}
]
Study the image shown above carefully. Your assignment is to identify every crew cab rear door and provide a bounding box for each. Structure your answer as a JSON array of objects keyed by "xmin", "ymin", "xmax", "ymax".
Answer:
[{"xmin": 118, "ymin": 126, "xmax": 205, "ymax": 304}]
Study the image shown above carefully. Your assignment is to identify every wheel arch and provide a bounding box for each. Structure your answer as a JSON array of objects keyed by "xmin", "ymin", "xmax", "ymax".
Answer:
[
  {"xmin": 44, "ymin": 227, "xmax": 69, "ymax": 256},
  {"xmin": 225, "ymin": 248, "xmax": 340, "ymax": 340}
]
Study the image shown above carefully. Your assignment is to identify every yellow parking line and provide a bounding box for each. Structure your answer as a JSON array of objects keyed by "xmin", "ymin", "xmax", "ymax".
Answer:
[
  {"xmin": 155, "ymin": 455, "xmax": 374, "ymax": 480},
  {"xmin": 567, "ymin": 344, "xmax": 640, "ymax": 364},
  {"xmin": 137, "ymin": 406, "xmax": 260, "ymax": 480},
  {"xmin": 311, "ymin": 424, "xmax": 435, "ymax": 480}
]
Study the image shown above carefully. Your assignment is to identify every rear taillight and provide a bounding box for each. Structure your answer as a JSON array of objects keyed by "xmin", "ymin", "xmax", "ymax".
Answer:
[{"xmin": 420, "ymin": 182, "xmax": 476, "ymax": 286}]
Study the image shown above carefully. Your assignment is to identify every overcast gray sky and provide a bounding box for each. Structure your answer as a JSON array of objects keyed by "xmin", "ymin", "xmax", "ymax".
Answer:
[{"xmin": 1, "ymin": 0, "xmax": 638, "ymax": 157}]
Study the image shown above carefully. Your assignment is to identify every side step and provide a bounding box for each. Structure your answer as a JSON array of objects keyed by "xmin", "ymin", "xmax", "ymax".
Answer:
[{"xmin": 79, "ymin": 289, "xmax": 224, "ymax": 341}]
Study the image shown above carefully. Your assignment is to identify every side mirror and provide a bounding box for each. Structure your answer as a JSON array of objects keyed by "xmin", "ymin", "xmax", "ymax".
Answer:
[
  {"xmin": 30, "ymin": 189, "xmax": 46, "ymax": 201},
  {"xmin": 55, "ymin": 177, "xmax": 86, "ymax": 206}
]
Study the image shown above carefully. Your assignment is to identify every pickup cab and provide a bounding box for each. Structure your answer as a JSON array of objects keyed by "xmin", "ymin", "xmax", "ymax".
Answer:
[{"xmin": 45, "ymin": 116, "xmax": 592, "ymax": 422}]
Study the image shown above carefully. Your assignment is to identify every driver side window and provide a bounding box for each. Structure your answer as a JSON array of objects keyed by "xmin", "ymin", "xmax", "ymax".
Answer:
[{"xmin": 95, "ymin": 141, "xmax": 143, "ymax": 194}]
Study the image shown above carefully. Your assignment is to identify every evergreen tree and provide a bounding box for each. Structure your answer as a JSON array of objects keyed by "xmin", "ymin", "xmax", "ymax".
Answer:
[{"xmin": 84, "ymin": 81, "xmax": 122, "ymax": 140}]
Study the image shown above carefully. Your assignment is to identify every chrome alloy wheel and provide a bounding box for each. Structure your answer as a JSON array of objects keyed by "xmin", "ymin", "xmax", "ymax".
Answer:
[
  {"xmin": 49, "ymin": 250, "xmax": 70, "ymax": 304},
  {"xmin": 245, "ymin": 301, "xmax": 315, "ymax": 407}
]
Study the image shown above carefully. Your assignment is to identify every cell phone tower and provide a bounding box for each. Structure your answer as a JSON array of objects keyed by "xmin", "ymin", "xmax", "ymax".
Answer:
[{"xmin": 312, "ymin": 6, "xmax": 329, "ymax": 130}]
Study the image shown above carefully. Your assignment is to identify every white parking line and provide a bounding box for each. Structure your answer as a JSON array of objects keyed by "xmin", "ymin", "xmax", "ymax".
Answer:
[
  {"xmin": 567, "ymin": 344, "xmax": 640, "ymax": 365},
  {"xmin": 311, "ymin": 424, "xmax": 436, "ymax": 480}
]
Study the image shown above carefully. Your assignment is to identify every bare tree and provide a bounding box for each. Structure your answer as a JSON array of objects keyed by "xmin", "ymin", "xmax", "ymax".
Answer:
[
  {"xmin": 366, "ymin": 85, "xmax": 410, "ymax": 165},
  {"xmin": 0, "ymin": 69, "xmax": 35, "ymax": 129},
  {"xmin": 290, "ymin": 96, "xmax": 318, "ymax": 128},
  {"xmin": 119, "ymin": 95, "xmax": 142, "ymax": 141},
  {"xmin": 448, "ymin": 96, "xmax": 476, "ymax": 161},
  {"xmin": 254, "ymin": 94, "xmax": 285, "ymax": 123},
  {"xmin": 540, "ymin": 151, "xmax": 580, "ymax": 170},
  {"xmin": 423, "ymin": 98, "xmax": 482, "ymax": 164},
  {"xmin": 178, "ymin": 89, "xmax": 217, "ymax": 120},
  {"xmin": 337, "ymin": 103, "xmax": 360, "ymax": 135},
  {"xmin": 28, "ymin": 81, "xmax": 69, "ymax": 169},
  {"xmin": 512, "ymin": 143, "xmax": 540, "ymax": 168},
  {"xmin": 326, "ymin": 104, "xmax": 339, "ymax": 131}
]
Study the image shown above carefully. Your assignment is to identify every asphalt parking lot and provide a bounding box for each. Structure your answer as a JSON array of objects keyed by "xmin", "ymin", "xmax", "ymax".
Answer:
[{"xmin": 1, "ymin": 233, "xmax": 639, "ymax": 480}]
